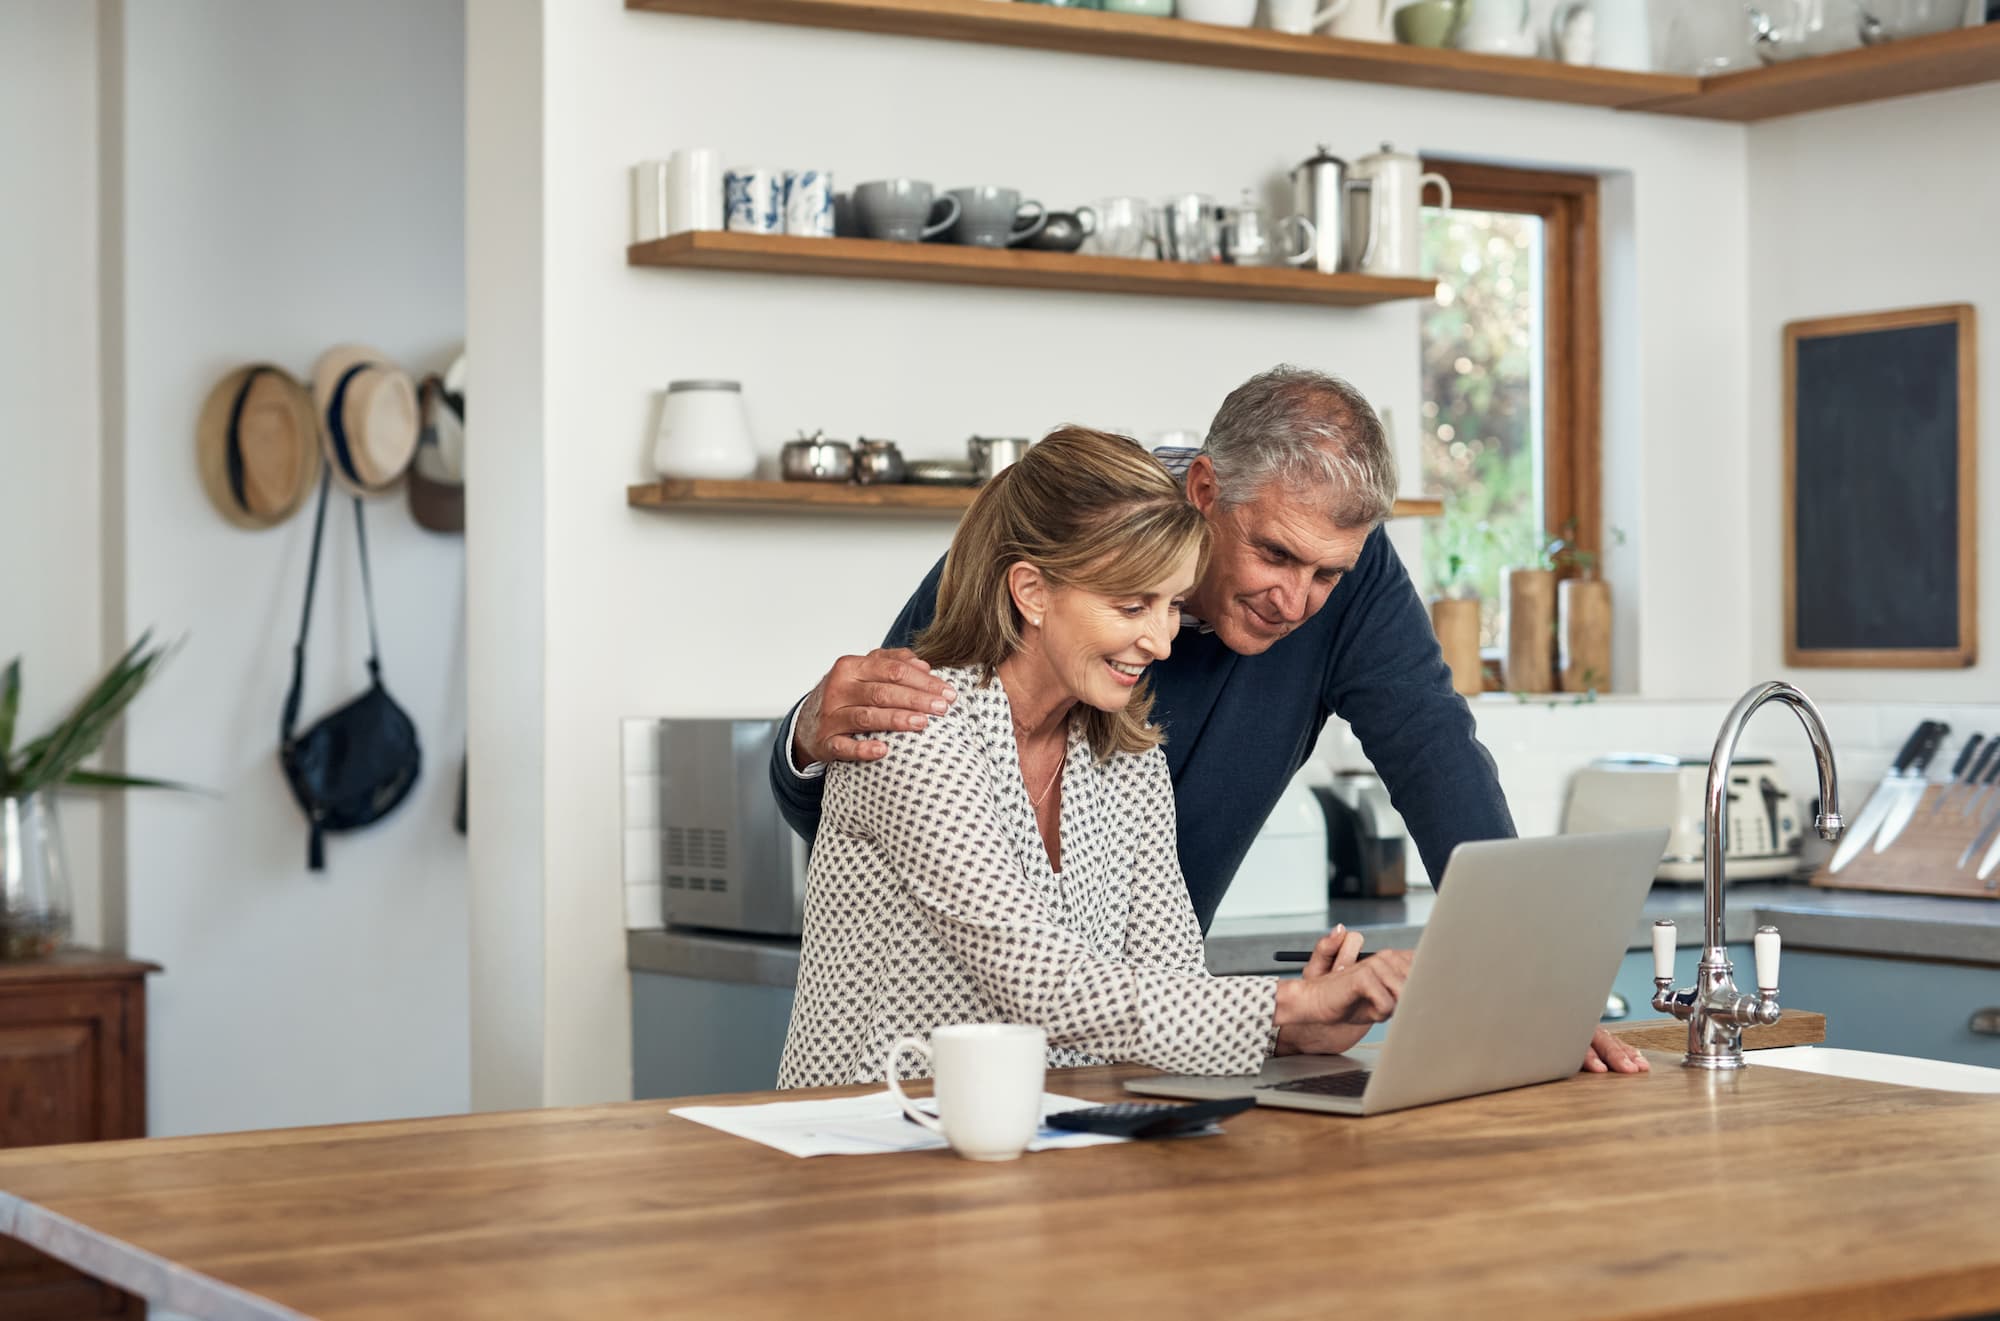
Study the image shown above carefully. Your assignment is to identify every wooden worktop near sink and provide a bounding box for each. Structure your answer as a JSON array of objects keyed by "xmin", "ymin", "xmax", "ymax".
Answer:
[{"xmin": 0, "ymin": 1030, "xmax": 1996, "ymax": 1320}]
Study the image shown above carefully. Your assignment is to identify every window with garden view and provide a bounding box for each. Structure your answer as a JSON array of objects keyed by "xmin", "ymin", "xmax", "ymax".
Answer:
[{"xmin": 1418, "ymin": 163, "xmax": 1601, "ymax": 654}]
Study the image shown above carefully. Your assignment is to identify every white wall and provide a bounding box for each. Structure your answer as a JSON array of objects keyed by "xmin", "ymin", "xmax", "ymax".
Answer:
[
  {"xmin": 1, "ymin": 2, "xmax": 108, "ymax": 949},
  {"xmin": 1747, "ymin": 83, "xmax": 2000, "ymax": 702},
  {"xmin": 468, "ymin": 10, "xmax": 1758, "ymax": 1105},
  {"xmin": 108, "ymin": 0, "xmax": 470, "ymax": 1136}
]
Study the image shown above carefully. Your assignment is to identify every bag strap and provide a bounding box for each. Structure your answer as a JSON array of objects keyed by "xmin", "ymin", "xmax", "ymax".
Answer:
[{"xmin": 281, "ymin": 468, "xmax": 386, "ymax": 744}]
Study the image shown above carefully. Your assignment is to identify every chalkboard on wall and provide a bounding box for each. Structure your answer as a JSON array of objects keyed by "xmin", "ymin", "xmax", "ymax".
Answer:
[{"xmin": 1785, "ymin": 304, "xmax": 1977, "ymax": 668}]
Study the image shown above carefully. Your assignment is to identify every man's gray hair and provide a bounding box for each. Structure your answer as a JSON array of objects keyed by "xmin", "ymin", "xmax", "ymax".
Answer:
[{"xmin": 1201, "ymin": 366, "xmax": 1399, "ymax": 528}]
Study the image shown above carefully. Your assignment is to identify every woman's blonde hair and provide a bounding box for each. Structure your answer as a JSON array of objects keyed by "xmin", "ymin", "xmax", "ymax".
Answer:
[{"xmin": 915, "ymin": 426, "xmax": 1209, "ymax": 762}]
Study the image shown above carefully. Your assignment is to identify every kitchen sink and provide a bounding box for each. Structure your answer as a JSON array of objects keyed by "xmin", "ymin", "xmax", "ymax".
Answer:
[{"xmin": 1751, "ymin": 1046, "xmax": 2000, "ymax": 1094}]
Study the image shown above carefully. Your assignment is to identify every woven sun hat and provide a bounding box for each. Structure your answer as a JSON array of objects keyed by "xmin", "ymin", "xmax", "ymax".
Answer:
[
  {"xmin": 312, "ymin": 344, "xmax": 419, "ymax": 497},
  {"xmin": 408, "ymin": 368, "xmax": 465, "ymax": 535},
  {"xmin": 195, "ymin": 363, "xmax": 322, "ymax": 529}
]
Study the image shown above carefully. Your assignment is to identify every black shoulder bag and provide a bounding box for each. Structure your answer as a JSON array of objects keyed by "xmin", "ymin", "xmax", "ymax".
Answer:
[{"xmin": 280, "ymin": 469, "xmax": 422, "ymax": 869}]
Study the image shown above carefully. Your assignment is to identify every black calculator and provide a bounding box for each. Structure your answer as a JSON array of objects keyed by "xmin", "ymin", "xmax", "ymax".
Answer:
[{"xmin": 1044, "ymin": 1096, "xmax": 1254, "ymax": 1139}]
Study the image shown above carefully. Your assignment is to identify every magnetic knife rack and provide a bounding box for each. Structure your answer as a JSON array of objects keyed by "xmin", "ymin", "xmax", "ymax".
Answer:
[{"xmin": 1812, "ymin": 784, "xmax": 2000, "ymax": 900}]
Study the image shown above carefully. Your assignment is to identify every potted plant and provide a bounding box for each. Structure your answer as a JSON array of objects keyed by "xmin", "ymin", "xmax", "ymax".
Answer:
[
  {"xmin": 1, "ymin": 635, "xmax": 179, "ymax": 960},
  {"xmin": 1429, "ymin": 550, "xmax": 1484, "ymax": 699}
]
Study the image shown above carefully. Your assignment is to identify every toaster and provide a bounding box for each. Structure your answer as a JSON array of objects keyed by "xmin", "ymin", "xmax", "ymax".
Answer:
[{"xmin": 1562, "ymin": 754, "xmax": 1802, "ymax": 883}]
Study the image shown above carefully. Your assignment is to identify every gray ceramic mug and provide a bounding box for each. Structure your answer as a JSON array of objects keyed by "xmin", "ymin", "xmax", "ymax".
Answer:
[
  {"xmin": 945, "ymin": 186, "xmax": 1049, "ymax": 248},
  {"xmin": 853, "ymin": 179, "xmax": 961, "ymax": 243}
]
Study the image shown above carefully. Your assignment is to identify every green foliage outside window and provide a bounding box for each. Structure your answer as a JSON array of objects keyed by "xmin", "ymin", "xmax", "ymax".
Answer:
[{"xmin": 1418, "ymin": 208, "xmax": 1544, "ymax": 649}]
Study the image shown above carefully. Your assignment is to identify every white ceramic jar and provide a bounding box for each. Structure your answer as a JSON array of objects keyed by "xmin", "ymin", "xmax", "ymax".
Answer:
[{"xmin": 651, "ymin": 380, "xmax": 757, "ymax": 480}]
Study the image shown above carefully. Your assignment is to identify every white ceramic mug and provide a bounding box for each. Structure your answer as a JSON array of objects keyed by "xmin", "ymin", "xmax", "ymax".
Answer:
[
  {"xmin": 1180, "ymin": 0, "xmax": 1260, "ymax": 24},
  {"xmin": 884, "ymin": 1024, "xmax": 1047, "ymax": 1162},
  {"xmin": 632, "ymin": 149, "xmax": 724, "ymax": 242},
  {"xmin": 1265, "ymin": 0, "xmax": 1351, "ymax": 33}
]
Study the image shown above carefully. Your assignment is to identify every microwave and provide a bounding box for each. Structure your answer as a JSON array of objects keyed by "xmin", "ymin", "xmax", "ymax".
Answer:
[{"xmin": 656, "ymin": 718, "xmax": 809, "ymax": 936}]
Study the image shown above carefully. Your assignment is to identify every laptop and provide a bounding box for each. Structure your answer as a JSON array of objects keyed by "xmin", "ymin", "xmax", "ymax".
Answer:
[{"xmin": 1125, "ymin": 829, "xmax": 1669, "ymax": 1117}]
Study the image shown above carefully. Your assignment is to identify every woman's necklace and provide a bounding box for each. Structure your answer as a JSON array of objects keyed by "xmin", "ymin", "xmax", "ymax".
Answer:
[{"xmin": 1029, "ymin": 747, "xmax": 1064, "ymax": 808}]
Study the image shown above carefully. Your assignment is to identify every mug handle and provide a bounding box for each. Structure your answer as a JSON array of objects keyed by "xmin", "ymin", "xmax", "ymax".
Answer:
[
  {"xmin": 884, "ymin": 1036, "xmax": 945, "ymax": 1136},
  {"xmin": 920, "ymin": 195, "xmax": 962, "ymax": 242},
  {"xmin": 1343, "ymin": 176, "xmax": 1377, "ymax": 272},
  {"xmin": 1550, "ymin": 0, "xmax": 1587, "ymax": 59},
  {"xmin": 1418, "ymin": 171, "xmax": 1453, "ymax": 211},
  {"xmin": 1313, "ymin": 0, "xmax": 1351, "ymax": 25},
  {"xmin": 1009, "ymin": 201, "xmax": 1049, "ymax": 246},
  {"xmin": 1074, "ymin": 205, "xmax": 1098, "ymax": 237},
  {"xmin": 1279, "ymin": 214, "xmax": 1317, "ymax": 267}
]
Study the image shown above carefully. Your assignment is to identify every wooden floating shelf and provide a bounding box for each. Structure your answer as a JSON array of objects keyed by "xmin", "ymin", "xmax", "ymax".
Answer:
[
  {"xmin": 629, "ymin": 479, "xmax": 1445, "ymax": 520},
  {"xmin": 1640, "ymin": 22, "xmax": 2000, "ymax": 122},
  {"xmin": 629, "ymin": 231, "xmax": 1437, "ymax": 308},
  {"xmin": 628, "ymin": 0, "xmax": 2000, "ymax": 122},
  {"xmin": 628, "ymin": 0, "xmax": 1697, "ymax": 109}
]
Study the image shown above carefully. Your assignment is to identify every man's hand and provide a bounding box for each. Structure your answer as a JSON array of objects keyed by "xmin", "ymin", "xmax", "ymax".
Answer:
[
  {"xmin": 1582, "ymin": 1025, "xmax": 1649, "ymax": 1074},
  {"xmin": 791, "ymin": 648, "xmax": 958, "ymax": 771},
  {"xmin": 1584, "ymin": 1020, "xmax": 1648, "ymax": 1072}
]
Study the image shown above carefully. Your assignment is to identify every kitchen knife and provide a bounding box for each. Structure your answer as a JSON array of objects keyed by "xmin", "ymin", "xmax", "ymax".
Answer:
[
  {"xmin": 1872, "ymin": 721, "xmax": 1950, "ymax": 853},
  {"xmin": 1829, "ymin": 721, "xmax": 1939, "ymax": 873},
  {"xmin": 1962, "ymin": 739, "xmax": 2000, "ymax": 821},
  {"xmin": 1936, "ymin": 734, "xmax": 1995, "ymax": 817},
  {"xmin": 1959, "ymin": 786, "xmax": 2000, "ymax": 869},
  {"xmin": 1978, "ymin": 826, "xmax": 2000, "ymax": 886}
]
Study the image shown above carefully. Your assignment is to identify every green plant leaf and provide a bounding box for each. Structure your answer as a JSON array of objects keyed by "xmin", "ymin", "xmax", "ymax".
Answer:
[
  {"xmin": 0, "ymin": 658, "xmax": 19, "ymax": 789},
  {"xmin": 63, "ymin": 769, "xmax": 205, "ymax": 794},
  {"xmin": 13, "ymin": 633, "xmax": 174, "ymax": 797}
]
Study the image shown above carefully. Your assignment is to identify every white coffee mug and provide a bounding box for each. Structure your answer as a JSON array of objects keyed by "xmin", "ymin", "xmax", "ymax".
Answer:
[
  {"xmin": 633, "ymin": 149, "xmax": 724, "ymax": 243},
  {"xmin": 885, "ymin": 1024, "xmax": 1047, "ymax": 1162},
  {"xmin": 1265, "ymin": 0, "xmax": 1351, "ymax": 34}
]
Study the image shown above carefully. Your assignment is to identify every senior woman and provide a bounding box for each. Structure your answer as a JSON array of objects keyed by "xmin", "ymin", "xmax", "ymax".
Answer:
[{"xmin": 778, "ymin": 427, "xmax": 1411, "ymax": 1087}]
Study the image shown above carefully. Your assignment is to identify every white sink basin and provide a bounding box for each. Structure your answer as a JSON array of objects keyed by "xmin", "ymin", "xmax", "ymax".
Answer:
[{"xmin": 1751, "ymin": 1047, "xmax": 2000, "ymax": 1093}]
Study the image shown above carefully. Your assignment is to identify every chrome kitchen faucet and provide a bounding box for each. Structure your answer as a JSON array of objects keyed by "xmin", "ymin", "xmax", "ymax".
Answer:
[{"xmin": 1651, "ymin": 682, "xmax": 1844, "ymax": 1069}]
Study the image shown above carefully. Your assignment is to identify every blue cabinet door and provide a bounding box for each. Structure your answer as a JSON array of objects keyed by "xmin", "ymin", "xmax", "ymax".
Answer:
[
  {"xmin": 632, "ymin": 972, "xmax": 797, "ymax": 1100},
  {"xmin": 1772, "ymin": 951, "xmax": 2000, "ymax": 1069}
]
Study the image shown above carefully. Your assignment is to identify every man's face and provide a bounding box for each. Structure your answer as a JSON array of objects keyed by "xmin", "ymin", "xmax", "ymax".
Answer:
[{"xmin": 1183, "ymin": 456, "xmax": 1371, "ymax": 656}]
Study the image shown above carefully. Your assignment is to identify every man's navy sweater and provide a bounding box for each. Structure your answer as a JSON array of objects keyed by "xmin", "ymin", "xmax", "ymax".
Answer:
[{"xmin": 770, "ymin": 524, "xmax": 1516, "ymax": 933}]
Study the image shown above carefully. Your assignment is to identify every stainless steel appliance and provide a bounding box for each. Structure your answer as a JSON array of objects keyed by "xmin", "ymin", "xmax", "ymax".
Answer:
[
  {"xmin": 1289, "ymin": 146, "xmax": 1371, "ymax": 275},
  {"xmin": 1563, "ymin": 753, "xmax": 1802, "ymax": 882},
  {"xmin": 657, "ymin": 718, "xmax": 808, "ymax": 936}
]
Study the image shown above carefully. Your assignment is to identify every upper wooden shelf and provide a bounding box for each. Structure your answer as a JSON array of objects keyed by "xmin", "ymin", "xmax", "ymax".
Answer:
[
  {"xmin": 1639, "ymin": 22, "xmax": 2000, "ymax": 121},
  {"xmin": 629, "ymin": 478, "xmax": 1446, "ymax": 520},
  {"xmin": 628, "ymin": 0, "xmax": 2000, "ymax": 121},
  {"xmin": 629, "ymin": 0, "xmax": 1698, "ymax": 108},
  {"xmin": 628, "ymin": 231, "xmax": 1437, "ymax": 308}
]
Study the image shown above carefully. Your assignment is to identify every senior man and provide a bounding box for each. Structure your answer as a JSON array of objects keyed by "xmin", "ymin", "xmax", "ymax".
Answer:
[{"xmin": 770, "ymin": 365, "xmax": 1646, "ymax": 1074}]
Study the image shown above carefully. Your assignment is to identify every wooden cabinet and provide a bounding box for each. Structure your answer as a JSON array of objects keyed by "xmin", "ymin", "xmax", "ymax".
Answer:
[{"xmin": 0, "ymin": 952, "xmax": 157, "ymax": 1320}]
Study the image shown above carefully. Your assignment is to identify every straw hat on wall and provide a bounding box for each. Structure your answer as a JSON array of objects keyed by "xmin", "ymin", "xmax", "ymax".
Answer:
[
  {"xmin": 195, "ymin": 364, "xmax": 323, "ymax": 529},
  {"xmin": 312, "ymin": 344, "xmax": 419, "ymax": 497}
]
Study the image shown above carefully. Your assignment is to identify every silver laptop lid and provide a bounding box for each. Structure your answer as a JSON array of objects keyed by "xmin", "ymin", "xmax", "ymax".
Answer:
[{"xmin": 1357, "ymin": 829, "xmax": 1668, "ymax": 1115}]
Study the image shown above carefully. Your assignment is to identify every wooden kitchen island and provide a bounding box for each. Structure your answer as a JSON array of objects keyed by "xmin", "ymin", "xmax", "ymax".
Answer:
[{"xmin": 0, "ymin": 1050, "xmax": 1997, "ymax": 1321}]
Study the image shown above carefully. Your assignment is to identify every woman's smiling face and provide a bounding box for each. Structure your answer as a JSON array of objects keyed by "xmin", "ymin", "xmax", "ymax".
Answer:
[{"xmin": 1023, "ymin": 547, "xmax": 1200, "ymax": 715}]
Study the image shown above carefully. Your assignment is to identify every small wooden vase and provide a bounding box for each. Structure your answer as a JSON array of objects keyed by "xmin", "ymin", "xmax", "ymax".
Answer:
[
  {"xmin": 1429, "ymin": 597, "xmax": 1483, "ymax": 698},
  {"xmin": 1502, "ymin": 567, "xmax": 1557, "ymax": 694},
  {"xmin": 1559, "ymin": 577, "xmax": 1612, "ymax": 693}
]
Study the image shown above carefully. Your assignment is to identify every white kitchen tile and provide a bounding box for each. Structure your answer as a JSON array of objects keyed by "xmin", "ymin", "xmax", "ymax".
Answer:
[
  {"xmin": 624, "ymin": 774, "xmax": 661, "ymax": 830},
  {"xmin": 625, "ymin": 828, "xmax": 661, "ymax": 885},
  {"xmin": 625, "ymin": 883, "xmax": 664, "ymax": 930},
  {"xmin": 622, "ymin": 718, "xmax": 660, "ymax": 775}
]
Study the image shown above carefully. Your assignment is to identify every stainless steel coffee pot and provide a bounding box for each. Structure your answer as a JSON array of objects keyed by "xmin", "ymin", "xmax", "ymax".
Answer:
[{"xmin": 1290, "ymin": 145, "xmax": 1374, "ymax": 276}]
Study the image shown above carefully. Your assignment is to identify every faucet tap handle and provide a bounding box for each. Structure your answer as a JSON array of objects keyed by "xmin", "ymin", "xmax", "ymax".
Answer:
[
  {"xmin": 1652, "ymin": 919, "xmax": 1677, "ymax": 982},
  {"xmin": 1754, "ymin": 925, "xmax": 1781, "ymax": 993}
]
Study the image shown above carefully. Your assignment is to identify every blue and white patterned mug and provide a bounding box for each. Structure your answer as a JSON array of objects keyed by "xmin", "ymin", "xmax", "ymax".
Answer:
[
  {"xmin": 725, "ymin": 169, "xmax": 785, "ymax": 234},
  {"xmin": 784, "ymin": 170, "xmax": 835, "ymax": 238}
]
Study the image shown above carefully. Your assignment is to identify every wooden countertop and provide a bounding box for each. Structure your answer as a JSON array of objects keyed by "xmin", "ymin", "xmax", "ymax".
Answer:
[{"xmin": 2, "ymin": 1040, "xmax": 1998, "ymax": 1320}]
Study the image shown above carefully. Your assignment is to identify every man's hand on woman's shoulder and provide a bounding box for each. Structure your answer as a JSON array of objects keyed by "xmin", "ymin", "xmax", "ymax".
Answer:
[{"xmin": 792, "ymin": 648, "xmax": 960, "ymax": 771}]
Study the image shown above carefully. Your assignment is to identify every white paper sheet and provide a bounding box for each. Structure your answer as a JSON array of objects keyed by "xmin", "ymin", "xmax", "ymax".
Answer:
[{"xmin": 669, "ymin": 1091, "xmax": 1136, "ymax": 1158}]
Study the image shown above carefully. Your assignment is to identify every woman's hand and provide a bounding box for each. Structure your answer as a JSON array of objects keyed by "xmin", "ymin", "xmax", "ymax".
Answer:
[{"xmin": 1272, "ymin": 925, "xmax": 1414, "ymax": 1056}]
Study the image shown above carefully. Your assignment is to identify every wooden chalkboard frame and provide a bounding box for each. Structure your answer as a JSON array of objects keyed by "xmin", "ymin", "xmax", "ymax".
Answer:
[{"xmin": 1784, "ymin": 303, "xmax": 1977, "ymax": 668}]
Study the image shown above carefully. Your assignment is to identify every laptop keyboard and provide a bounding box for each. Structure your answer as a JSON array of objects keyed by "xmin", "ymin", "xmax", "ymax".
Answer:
[{"xmin": 1264, "ymin": 1069, "xmax": 1372, "ymax": 1098}]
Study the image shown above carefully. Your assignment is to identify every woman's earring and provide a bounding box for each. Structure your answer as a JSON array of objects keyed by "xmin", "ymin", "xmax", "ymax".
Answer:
[{"xmin": 1031, "ymin": 617, "xmax": 1041, "ymax": 627}]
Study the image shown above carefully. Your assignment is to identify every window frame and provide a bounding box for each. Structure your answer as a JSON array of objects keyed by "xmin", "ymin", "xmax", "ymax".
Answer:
[{"xmin": 1418, "ymin": 160, "xmax": 1603, "ymax": 567}]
